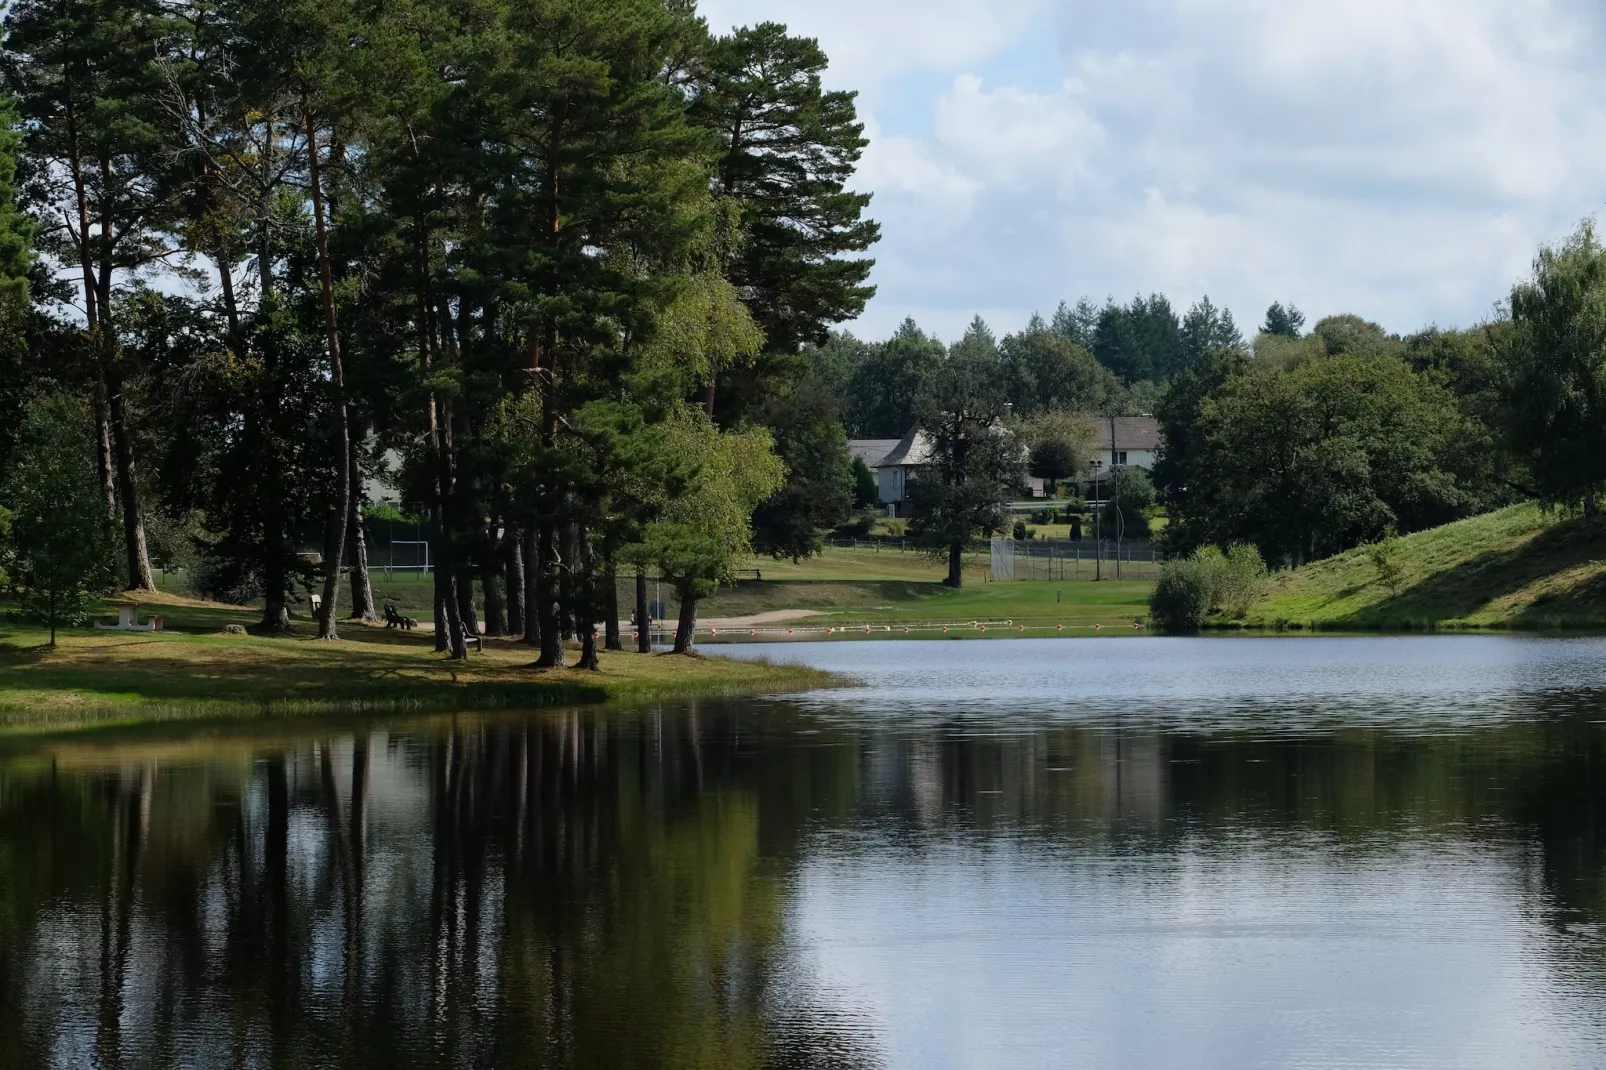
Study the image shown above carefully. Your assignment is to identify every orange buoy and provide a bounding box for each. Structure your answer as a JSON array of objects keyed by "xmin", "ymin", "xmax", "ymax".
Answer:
[
  {"xmin": 1056, "ymin": 624, "xmax": 1063, "ymax": 631},
  {"xmin": 749, "ymin": 629, "xmax": 755, "ymax": 636},
  {"xmin": 787, "ymin": 628, "xmax": 793, "ymax": 634},
  {"xmin": 942, "ymin": 626, "xmax": 948, "ymax": 633},
  {"xmin": 1018, "ymin": 625, "xmax": 1024, "ymax": 632},
  {"xmin": 903, "ymin": 627, "xmax": 909, "ymax": 633},
  {"xmin": 1094, "ymin": 624, "xmax": 1101, "ymax": 631}
]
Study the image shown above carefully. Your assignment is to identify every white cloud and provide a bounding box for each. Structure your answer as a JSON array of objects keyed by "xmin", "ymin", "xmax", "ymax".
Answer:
[
  {"xmin": 854, "ymin": 110, "xmax": 981, "ymax": 214},
  {"xmin": 932, "ymin": 75, "xmax": 1103, "ymax": 185},
  {"xmin": 708, "ymin": 0, "xmax": 1606, "ymax": 341},
  {"xmin": 696, "ymin": 0, "xmax": 1045, "ymax": 87}
]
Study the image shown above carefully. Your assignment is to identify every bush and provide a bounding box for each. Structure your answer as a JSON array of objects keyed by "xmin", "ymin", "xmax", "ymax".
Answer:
[
  {"xmin": 191, "ymin": 552, "xmax": 262, "ymax": 606},
  {"xmin": 1012, "ymin": 520, "xmax": 1033, "ymax": 541},
  {"xmin": 833, "ymin": 511, "xmax": 876, "ymax": 539},
  {"xmin": 850, "ymin": 456, "xmax": 879, "ymax": 509},
  {"xmin": 1149, "ymin": 557, "xmax": 1217, "ymax": 633},
  {"xmin": 1148, "ymin": 542, "xmax": 1270, "ymax": 631},
  {"xmin": 1218, "ymin": 543, "xmax": 1269, "ymax": 617},
  {"xmin": 1029, "ymin": 508, "xmax": 1055, "ymax": 525},
  {"xmin": 1370, "ymin": 531, "xmax": 1403, "ymax": 594}
]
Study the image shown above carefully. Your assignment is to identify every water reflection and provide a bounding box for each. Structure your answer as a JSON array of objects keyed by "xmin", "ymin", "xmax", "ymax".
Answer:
[{"xmin": 5, "ymin": 638, "xmax": 1606, "ymax": 1067}]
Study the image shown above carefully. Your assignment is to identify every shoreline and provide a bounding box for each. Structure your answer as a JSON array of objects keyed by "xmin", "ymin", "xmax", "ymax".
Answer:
[{"xmin": 0, "ymin": 620, "xmax": 843, "ymax": 736}]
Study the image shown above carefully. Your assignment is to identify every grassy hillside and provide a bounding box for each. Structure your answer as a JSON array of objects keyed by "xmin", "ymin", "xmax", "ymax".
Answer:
[{"xmin": 1245, "ymin": 502, "xmax": 1606, "ymax": 630}]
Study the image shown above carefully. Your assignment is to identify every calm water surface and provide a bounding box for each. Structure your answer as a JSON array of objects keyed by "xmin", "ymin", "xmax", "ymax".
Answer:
[{"xmin": 7, "ymin": 636, "xmax": 1606, "ymax": 1068}]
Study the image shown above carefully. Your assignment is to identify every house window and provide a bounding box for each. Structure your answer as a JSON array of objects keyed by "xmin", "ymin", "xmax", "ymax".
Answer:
[{"xmin": 1113, "ymin": 451, "xmax": 1127, "ymax": 466}]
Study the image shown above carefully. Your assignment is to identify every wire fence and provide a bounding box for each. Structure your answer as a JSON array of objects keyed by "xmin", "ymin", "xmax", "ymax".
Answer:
[
  {"xmin": 989, "ymin": 538, "xmax": 1164, "ymax": 582},
  {"xmin": 818, "ymin": 535, "xmax": 1164, "ymax": 581}
]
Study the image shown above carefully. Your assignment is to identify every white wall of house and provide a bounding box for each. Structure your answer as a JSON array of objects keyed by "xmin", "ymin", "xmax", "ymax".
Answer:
[
  {"xmin": 1091, "ymin": 447, "xmax": 1157, "ymax": 471},
  {"xmin": 877, "ymin": 465, "xmax": 910, "ymax": 505}
]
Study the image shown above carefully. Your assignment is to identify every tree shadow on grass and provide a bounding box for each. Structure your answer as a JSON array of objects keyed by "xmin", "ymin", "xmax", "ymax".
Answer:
[{"xmin": 1332, "ymin": 518, "xmax": 1606, "ymax": 628}]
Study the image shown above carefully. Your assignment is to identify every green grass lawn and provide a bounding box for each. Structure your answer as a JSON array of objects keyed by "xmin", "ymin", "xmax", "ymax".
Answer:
[
  {"xmin": 0, "ymin": 589, "xmax": 835, "ymax": 734},
  {"xmin": 699, "ymin": 578, "xmax": 1154, "ymax": 641},
  {"xmin": 697, "ymin": 544, "xmax": 1154, "ymax": 636},
  {"xmin": 1245, "ymin": 501, "xmax": 1606, "ymax": 630}
]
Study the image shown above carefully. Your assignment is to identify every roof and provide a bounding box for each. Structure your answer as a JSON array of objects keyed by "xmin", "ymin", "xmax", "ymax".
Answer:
[
  {"xmin": 874, "ymin": 426, "xmax": 937, "ymax": 468},
  {"xmin": 847, "ymin": 438, "xmax": 901, "ymax": 469},
  {"xmin": 1079, "ymin": 414, "xmax": 1161, "ymax": 452}
]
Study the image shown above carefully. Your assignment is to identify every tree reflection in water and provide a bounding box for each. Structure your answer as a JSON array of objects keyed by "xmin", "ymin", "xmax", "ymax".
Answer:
[{"xmin": 4, "ymin": 694, "xmax": 1606, "ymax": 1066}]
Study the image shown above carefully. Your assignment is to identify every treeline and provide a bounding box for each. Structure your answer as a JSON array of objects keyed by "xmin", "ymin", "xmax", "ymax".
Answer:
[
  {"xmin": 1159, "ymin": 222, "xmax": 1606, "ymax": 570},
  {"xmin": 806, "ymin": 293, "xmax": 1247, "ymax": 439},
  {"xmin": 0, "ymin": 0, "xmax": 879, "ymax": 659}
]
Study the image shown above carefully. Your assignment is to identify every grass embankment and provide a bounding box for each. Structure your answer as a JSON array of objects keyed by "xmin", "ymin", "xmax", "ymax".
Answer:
[
  {"xmin": 1245, "ymin": 502, "xmax": 1606, "ymax": 631},
  {"xmin": 697, "ymin": 546, "xmax": 1154, "ymax": 640},
  {"xmin": 0, "ymin": 590, "xmax": 835, "ymax": 735}
]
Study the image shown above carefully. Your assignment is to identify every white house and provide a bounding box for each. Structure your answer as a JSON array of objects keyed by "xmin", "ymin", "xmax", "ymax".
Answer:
[
  {"xmin": 847, "ymin": 438, "xmax": 901, "ymax": 472},
  {"xmin": 851, "ymin": 425, "xmax": 1050, "ymax": 516},
  {"xmin": 865, "ymin": 427, "xmax": 936, "ymax": 516},
  {"xmin": 1081, "ymin": 415, "xmax": 1161, "ymax": 475}
]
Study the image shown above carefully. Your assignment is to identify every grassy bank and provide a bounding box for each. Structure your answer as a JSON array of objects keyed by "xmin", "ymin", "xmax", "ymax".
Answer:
[
  {"xmin": 1243, "ymin": 502, "xmax": 1606, "ymax": 631},
  {"xmin": 0, "ymin": 591, "xmax": 836, "ymax": 735},
  {"xmin": 700, "ymin": 578, "xmax": 1154, "ymax": 639}
]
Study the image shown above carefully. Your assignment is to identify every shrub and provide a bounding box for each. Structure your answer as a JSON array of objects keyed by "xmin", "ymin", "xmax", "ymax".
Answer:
[
  {"xmin": 191, "ymin": 552, "xmax": 262, "ymax": 606},
  {"xmin": 1029, "ymin": 508, "xmax": 1055, "ymax": 525},
  {"xmin": 1149, "ymin": 542, "xmax": 1270, "ymax": 631},
  {"xmin": 1012, "ymin": 520, "xmax": 1034, "ymax": 541},
  {"xmin": 850, "ymin": 456, "xmax": 879, "ymax": 509},
  {"xmin": 834, "ymin": 512, "xmax": 875, "ymax": 539},
  {"xmin": 1370, "ymin": 530, "xmax": 1403, "ymax": 594},
  {"xmin": 1149, "ymin": 557, "xmax": 1217, "ymax": 633},
  {"xmin": 1218, "ymin": 543, "xmax": 1269, "ymax": 617}
]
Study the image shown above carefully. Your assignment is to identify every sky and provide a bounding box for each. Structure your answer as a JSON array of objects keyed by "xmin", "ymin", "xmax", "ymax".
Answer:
[{"xmin": 699, "ymin": 0, "xmax": 1606, "ymax": 343}]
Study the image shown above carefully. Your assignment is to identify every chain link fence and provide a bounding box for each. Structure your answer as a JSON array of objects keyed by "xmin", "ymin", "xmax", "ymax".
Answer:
[{"xmin": 989, "ymin": 538, "xmax": 1164, "ymax": 581}]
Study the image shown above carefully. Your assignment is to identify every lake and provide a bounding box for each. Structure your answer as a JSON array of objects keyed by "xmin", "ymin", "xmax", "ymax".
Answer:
[{"xmin": 6, "ymin": 636, "xmax": 1606, "ymax": 1068}]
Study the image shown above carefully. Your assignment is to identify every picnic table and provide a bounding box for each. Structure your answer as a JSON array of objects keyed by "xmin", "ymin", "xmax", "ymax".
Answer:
[{"xmin": 94, "ymin": 599, "xmax": 164, "ymax": 632}]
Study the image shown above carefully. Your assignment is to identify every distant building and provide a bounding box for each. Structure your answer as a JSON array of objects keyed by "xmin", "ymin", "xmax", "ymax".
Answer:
[
  {"xmin": 1082, "ymin": 415, "xmax": 1160, "ymax": 475},
  {"xmin": 362, "ymin": 447, "xmax": 405, "ymax": 507},
  {"xmin": 849, "ymin": 415, "xmax": 1161, "ymax": 516},
  {"xmin": 864, "ymin": 428, "xmax": 935, "ymax": 516},
  {"xmin": 847, "ymin": 438, "xmax": 901, "ymax": 472},
  {"xmin": 852, "ymin": 425, "xmax": 1049, "ymax": 516}
]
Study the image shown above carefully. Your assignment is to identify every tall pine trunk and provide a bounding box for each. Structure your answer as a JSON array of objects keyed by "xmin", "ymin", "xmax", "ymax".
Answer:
[
  {"xmin": 603, "ymin": 555, "xmax": 621, "ymax": 651},
  {"xmin": 522, "ymin": 527, "xmax": 542, "ymax": 649},
  {"xmin": 945, "ymin": 541, "xmax": 963, "ymax": 587},
  {"xmin": 455, "ymin": 566, "xmax": 479, "ymax": 645},
  {"xmin": 94, "ymin": 154, "xmax": 152, "ymax": 591},
  {"xmin": 636, "ymin": 569, "xmax": 651, "ymax": 653},
  {"xmin": 672, "ymin": 589, "xmax": 697, "ymax": 655},
  {"xmin": 482, "ymin": 567, "xmax": 507, "ymax": 637},
  {"xmin": 576, "ymin": 527, "xmax": 598, "ymax": 671},
  {"xmin": 105, "ymin": 368, "xmax": 153, "ymax": 589},
  {"xmin": 261, "ymin": 498, "xmax": 290, "ymax": 633},
  {"xmin": 505, "ymin": 533, "xmax": 525, "ymax": 636},
  {"xmin": 346, "ymin": 473, "xmax": 376, "ymax": 622},
  {"xmin": 535, "ymin": 521, "xmax": 564, "ymax": 667},
  {"xmin": 305, "ymin": 108, "xmax": 351, "ymax": 641},
  {"xmin": 92, "ymin": 376, "xmax": 115, "ymax": 521}
]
